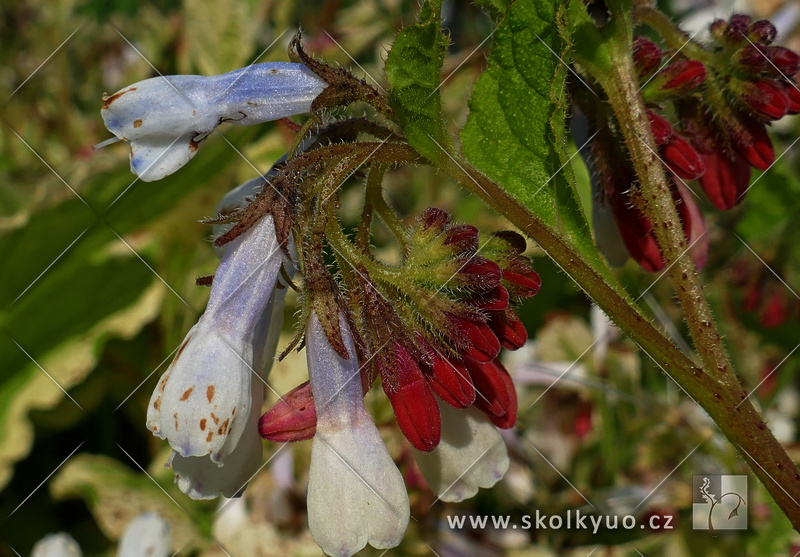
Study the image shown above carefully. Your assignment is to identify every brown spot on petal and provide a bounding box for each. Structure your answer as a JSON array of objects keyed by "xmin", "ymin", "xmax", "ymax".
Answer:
[
  {"xmin": 218, "ymin": 419, "xmax": 230, "ymax": 436},
  {"xmin": 101, "ymin": 86, "xmax": 138, "ymax": 109},
  {"xmin": 207, "ymin": 385, "xmax": 215, "ymax": 402},
  {"xmin": 211, "ymin": 412, "xmax": 219, "ymax": 425},
  {"xmin": 270, "ymin": 68, "xmax": 279, "ymax": 74},
  {"xmin": 180, "ymin": 387, "xmax": 194, "ymax": 401},
  {"xmin": 153, "ymin": 398, "xmax": 161, "ymax": 411},
  {"xmin": 206, "ymin": 431, "xmax": 213, "ymax": 443},
  {"xmin": 200, "ymin": 419, "xmax": 207, "ymax": 431},
  {"xmin": 133, "ymin": 119, "xmax": 143, "ymax": 128},
  {"xmin": 173, "ymin": 412, "xmax": 179, "ymax": 431}
]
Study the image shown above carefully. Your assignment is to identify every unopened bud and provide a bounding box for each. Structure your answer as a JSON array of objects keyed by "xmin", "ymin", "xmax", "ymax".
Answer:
[
  {"xmin": 742, "ymin": 80, "xmax": 790, "ymax": 120},
  {"xmin": 659, "ymin": 60, "xmax": 706, "ymax": 92},
  {"xmin": 724, "ymin": 14, "xmax": 752, "ymax": 44},
  {"xmin": 748, "ymin": 20, "xmax": 777, "ymax": 45},
  {"xmin": 647, "ymin": 110, "xmax": 673, "ymax": 145},
  {"xmin": 258, "ymin": 381, "xmax": 317, "ymax": 442},
  {"xmin": 633, "ymin": 37, "xmax": 662, "ymax": 77},
  {"xmin": 766, "ymin": 47, "xmax": 800, "ymax": 77}
]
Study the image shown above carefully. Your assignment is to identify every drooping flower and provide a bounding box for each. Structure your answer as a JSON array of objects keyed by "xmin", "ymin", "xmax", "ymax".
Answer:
[
  {"xmin": 117, "ymin": 513, "xmax": 172, "ymax": 557},
  {"xmin": 305, "ymin": 311, "xmax": 410, "ymax": 557},
  {"xmin": 147, "ymin": 211, "xmax": 287, "ymax": 496},
  {"xmin": 98, "ymin": 63, "xmax": 326, "ymax": 181}
]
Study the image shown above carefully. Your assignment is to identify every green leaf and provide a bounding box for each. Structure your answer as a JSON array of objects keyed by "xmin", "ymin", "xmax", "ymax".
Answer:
[
  {"xmin": 475, "ymin": 0, "xmax": 513, "ymax": 20},
  {"xmin": 460, "ymin": 0, "xmax": 603, "ymax": 268},
  {"xmin": 50, "ymin": 453, "xmax": 206, "ymax": 552},
  {"xmin": 385, "ymin": 0, "xmax": 453, "ymax": 161}
]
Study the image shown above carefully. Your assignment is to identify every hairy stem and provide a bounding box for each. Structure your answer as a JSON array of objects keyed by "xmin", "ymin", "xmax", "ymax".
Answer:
[{"xmin": 579, "ymin": 0, "xmax": 800, "ymax": 529}]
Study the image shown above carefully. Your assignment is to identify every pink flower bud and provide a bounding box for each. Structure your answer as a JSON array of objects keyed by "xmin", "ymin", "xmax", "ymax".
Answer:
[
  {"xmin": 742, "ymin": 80, "xmax": 790, "ymax": 120},
  {"xmin": 634, "ymin": 37, "xmax": 662, "ymax": 77},
  {"xmin": 258, "ymin": 381, "xmax": 317, "ymax": 442}
]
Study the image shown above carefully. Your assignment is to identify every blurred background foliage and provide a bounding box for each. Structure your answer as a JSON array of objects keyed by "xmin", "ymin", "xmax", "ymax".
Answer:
[{"xmin": 1, "ymin": 0, "xmax": 800, "ymax": 555}]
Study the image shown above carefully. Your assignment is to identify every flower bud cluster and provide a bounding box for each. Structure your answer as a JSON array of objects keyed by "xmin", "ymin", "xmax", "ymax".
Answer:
[{"xmin": 581, "ymin": 14, "xmax": 800, "ymax": 271}]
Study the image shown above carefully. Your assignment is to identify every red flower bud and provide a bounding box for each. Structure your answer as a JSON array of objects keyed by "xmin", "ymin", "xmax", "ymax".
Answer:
[
  {"xmin": 662, "ymin": 134, "xmax": 705, "ymax": 180},
  {"xmin": 420, "ymin": 207, "xmax": 450, "ymax": 232},
  {"xmin": 734, "ymin": 44, "xmax": 769, "ymax": 74},
  {"xmin": 381, "ymin": 342, "xmax": 441, "ymax": 452},
  {"xmin": 502, "ymin": 258, "xmax": 541, "ymax": 298},
  {"xmin": 425, "ymin": 354, "xmax": 476, "ymax": 408},
  {"xmin": 741, "ymin": 282, "xmax": 762, "ymax": 312},
  {"xmin": 731, "ymin": 117, "xmax": 775, "ymax": 170},
  {"xmin": 742, "ymin": 80, "xmax": 790, "ymax": 120},
  {"xmin": 766, "ymin": 47, "xmax": 800, "ymax": 77},
  {"xmin": 610, "ymin": 195, "xmax": 664, "ymax": 272},
  {"xmin": 647, "ymin": 110, "xmax": 673, "ymax": 146},
  {"xmin": 781, "ymin": 81, "xmax": 800, "ymax": 114},
  {"xmin": 660, "ymin": 60, "xmax": 706, "ymax": 92},
  {"xmin": 467, "ymin": 359, "xmax": 517, "ymax": 428},
  {"xmin": 489, "ymin": 310, "xmax": 528, "ymax": 351},
  {"xmin": 470, "ymin": 285, "xmax": 510, "ymax": 311},
  {"xmin": 724, "ymin": 14, "xmax": 752, "ymax": 44},
  {"xmin": 444, "ymin": 224, "xmax": 479, "ymax": 254},
  {"xmin": 459, "ymin": 257, "xmax": 503, "ymax": 290},
  {"xmin": 697, "ymin": 149, "xmax": 751, "ymax": 210},
  {"xmin": 634, "ymin": 37, "xmax": 662, "ymax": 77},
  {"xmin": 258, "ymin": 381, "xmax": 317, "ymax": 442},
  {"xmin": 759, "ymin": 291, "xmax": 789, "ymax": 329},
  {"xmin": 749, "ymin": 20, "xmax": 777, "ymax": 45},
  {"xmin": 450, "ymin": 315, "xmax": 501, "ymax": 363},
  {"xmin": 491, "ymin": 230, "xmax": 527, "ymax": 254}
]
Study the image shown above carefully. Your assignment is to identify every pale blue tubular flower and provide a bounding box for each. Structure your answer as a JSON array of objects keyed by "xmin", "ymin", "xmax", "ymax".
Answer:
[
  {"xmin": 99, "ymin": 63, "xmax": 326, "ymax": 181},
  {"xmin": 147, "ymin": 212, "xmax": 287, "ymax": 480},
  {"xmin": 306, "ymin": 312, "xmax": 410, "ymax": 557}
]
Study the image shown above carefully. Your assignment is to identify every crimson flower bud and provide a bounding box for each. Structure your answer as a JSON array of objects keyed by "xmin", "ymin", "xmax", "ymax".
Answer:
[
  {"xmin": 724, "ymin": 14, "xmax": 752, "ymax": 44},
  {"xmin": 467, "ymin": 359, "xmax": 517, "ymax": 429},
  {"xmin": 459, "ymin": 257, "xmax": 503, "ymax": 290},
  {"xmin": 501, "ymin": 258, "xmax": 541, "ymax": 298},
  {"xmin": 697, "ymin": 149, "xmax": 751, "ymax": 210},
  {"xmin": 489, "ymin": 311, "xmax": 528, "ymax": 350},
  {"xmin": 444, "ymin": 224, "xmax": 479, "ymax": 253},
  {"xmin": 258, "ymin": 381, "xmax": 317, "ymax": 442},
  {"xmin": 420, "ymin": 207, "xmax": 450, "ymax": 232},
  {"xmin": 380, "ymin": 342, "xmax": 441, "ymax": 452},
  {"xmin": 634, "ymin": 37, "xmax": 662, "ymax": 77},
  {"xmin": 749, "ymin": 20, "xmax": 777, "ymax": 45},
  {"xmin": 660, "ymin": 60, "xmax": 706, "ymax": 92},
  {"xmin": 781, "ymin": 81, "xmax": 800, "ymax": 114},
  {"xmin": 759, "ymin": 291, "xmax": 790, "ymax": 329},
  {"xmin": 450, "ymin": 315, "xmax": 501, "ymax": 363},
  {"xmin": 647, "ymin": 110, "xmax": 673, "ymax": 145},
  {"xmin": 742, "ymin": 80, "xmax": 789, "ymax": 120},
  {"xmin": 766, "ymin": 47, "xmax": 800, "ymax": 77},
  {"xmin": 662, "ymin": 134, "xmax": 705, "ymax": 180},
  {"xmin": 734, "ymin": 44, "xmax": 769, "ymax": 74},
  {"xmin": 470, "ymin": 285, "xmax": 510, "ymax": 311},
  {"xmin": 424, "ymin": 354, "xmax": 476, "ymax": 408},
  {"xmin": 731, "ymin": 117, "xmax": 775, "ymax": 170}
]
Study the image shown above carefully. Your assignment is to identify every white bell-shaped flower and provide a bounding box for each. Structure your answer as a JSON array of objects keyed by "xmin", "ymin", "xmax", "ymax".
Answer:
[
  {"xmin": 100, "ymin": 63, "xmax": 326, "ymax": 181},
  {"xmin": 306, "ymin": 312, "xmax": 410, "ymax": 557},
  {"xmin": 413, "ymin": 401, "xmax": 509, "ymax": 502},
  {"xmin": 117, "ymin": 512, "xmax": 171, "ymax": 557},
  {"xmin": 147, "ymin": 213, "xmax": 285, "ymax": 466},
  {"xmin": 31, "ymin": 533, "xmax": 82, "ymax": 557}
]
